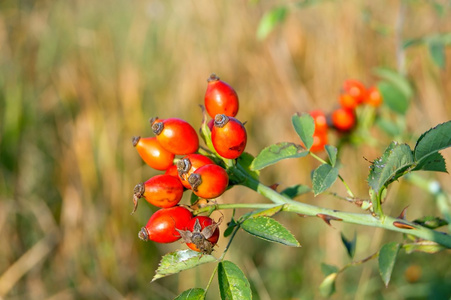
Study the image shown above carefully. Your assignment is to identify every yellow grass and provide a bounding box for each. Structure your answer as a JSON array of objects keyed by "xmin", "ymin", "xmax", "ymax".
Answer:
[{"xmin": 0, "ymin": 0, "xmax": 450, "ymax": 299}]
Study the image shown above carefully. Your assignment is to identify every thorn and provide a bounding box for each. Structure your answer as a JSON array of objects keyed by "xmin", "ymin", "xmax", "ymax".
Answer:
[
  {"xmin": 269, "ymin": 183, "xmax": 280, "ymax": 191},
  {"xmin": 317, "ymin": 213, "xmax": 343, "ymax": 227},
  {"xmin": 397, "ymin": 205, "xmax": 409, "ymax": 220},
  {"xmin": 297, "ymin": 214, "xmax": 309, "ymax": 218},
  {"xmin": 393, "ymin": 221, "xmax": 416, "ymax": 229}
]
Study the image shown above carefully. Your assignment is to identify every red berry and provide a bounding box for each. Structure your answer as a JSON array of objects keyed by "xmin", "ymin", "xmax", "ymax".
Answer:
[
  {"xmin": 365, "ymin": 86, "xmax": 383, "ymax": 107},
  {"xmin": 331, "ymin": 108, "xmax": 356, "ymax": 132},
  {"xmin": 211, "ymin": 114, "xmax": 247, "ymax": 159},
  {"xmin": 151, "ymin": 117, "xmax": 199, "ymax": 155},
  {"xmin": 132, "ymin": 174, "xmax": 184, "ymax": 213},
  {"xmin": 177, "ymin": 216, "xmax": 221, "ymax": 254},
  {"xmin": 176, "ymin": 154, "xmax": 215, "ymax": 189},
  {"xmin": 204, "ymin": 74, "xmax": 239, "ymax": 118},
  {"xmin": 339, "ymin": 93, "xmax": 359, "ymax": 110},
  {"xmin": 164, "ymin": 164, "xmax": 185, "ymax": 186},
  {"xmin": 165, "ymin": 164, "xmax": 179, "ymax": 178},
  {"xmin": 309, "ymin": 110, "xmax": 328, "ymax": 134},
  {"xmin": 342, "ymin": 79, "xmax": 366, "ymax": 104},
  {"xmin": 310, "ymin": 131, "xmax": 328, "ymax": 152},
  {"xmin": 132, "ymin": 136, "xmax": 175, "ymax": 171},
  {"xmin": 188, "ymin": 164, "xmax": 229, "ymax": 199},
  {"xmin": 138, "ymin": 206, "xmax": 193, "ymax": 243}
]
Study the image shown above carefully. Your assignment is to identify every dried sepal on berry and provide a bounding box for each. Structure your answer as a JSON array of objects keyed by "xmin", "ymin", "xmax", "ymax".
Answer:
[{"xmin": 176, "ymin": 216, "xmax": 223, "ymax": 254}]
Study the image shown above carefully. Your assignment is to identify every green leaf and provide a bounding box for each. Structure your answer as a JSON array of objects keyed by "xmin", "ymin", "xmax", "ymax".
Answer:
[
  {"xmin": 428, "ymin": 41, "xmax": 446, "ymax": 68},
  {"xmin": 280, "ymin": 184, "xmax": 311, "ymax": 199},
  {"xmin": 432, "ymin": 3, "xmax": 445, "ymax": 16},
  {"xmin": 190, "ymin": 192, "xmax": 200, "ymax": 205},
  {"xmin": 377, "ymin": 81, "xmax": 409, "ymax": 115},
  {"xmin": 378, "ymin": 242, "xmax": 401, "ymax": 287},
  {"xmin": 376, "ymin": 118, "xmax": 402, "ymax": 137},
  {"xmin": 325, "ymin": 145, "xmax": 338, "ymax": 167},
  {"xmin": 250, "ymin": 142, "xmax": 308, "ymax": 171},
  {"xmin": 199, "ymin": 105, "xmax": 215, "ymax": 153},
  {"xmin": 375, "ymin": 67, "xmax": 413, "ymax": 115},
  {"xmin": 241, "ymin": 216, "xmax": 301, "ymax": 247},
  {"xmin": 374, "ymin": 67, "xmax": 413, "ymax": 100},
  {"xmin": 403, "ymin": 37, "xmax": 425, "ymax": 49},
  {"xmin": 239, "ymin": 205, "xmax": 285, "ymax": 223},
  {"xmin": 319, "ymin": 273, "xmax": 337, "ymax": 298},
  {"xmin": 341, "ymin": 232, "xmax": 357, "ymax": 259},
  {"xmin": 175, "ymin": 288, "xmax": 206, "ymax": 300},
  {"xmin": 312, "ymin": 164, "xmax": 339, "ymax": 196},
  {"xmin": 320, "ymin": 263, "xmax": 339, "ymax": 276},
  {"xmin": 403, "ymin": 33, "xmax": 451, "ymax": 49},
  {"xmin": 368, "ymin": 142, "xmax": 415, "ymax": 193},
  {"xmin": 224, "ymin": 218, "xmax": 238, "ymax": 237},
  {"xmin": 218, "ymin": 261, "xmax": 252, "ymax": 300},
  {"xmin": 256, "ymin": 6, "xmax": 288, "ymax": 40},
  {"xmin": 413, "ymin": 216, "xmax": 449, "ymax": 229},
  {"xmin": 292, "ymin": 113, "xmax": 315, "ymax": 150},
  {"xmin": 152, "ymin": 250, "xmax": 216, "ymax": 281},
  {"xmin": 237, "ymin": 152, "xmax": 260, "ymax": 180},
  {"xmin": 403, "ymin": 242, "xmax": 446, "ymax": 254},
  {"xmin": 414, "ymin": 121, "xmax": 451, "ymax": 167},
  {"xmin": 412, "ymin": 152, "xmax": 447, "ymax": 173}
]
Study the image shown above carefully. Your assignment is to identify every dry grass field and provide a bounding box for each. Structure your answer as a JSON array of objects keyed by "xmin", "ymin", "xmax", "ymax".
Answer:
[{"xmin": 1, "ymin": 0, "xmax": 450, "ymax": 299}]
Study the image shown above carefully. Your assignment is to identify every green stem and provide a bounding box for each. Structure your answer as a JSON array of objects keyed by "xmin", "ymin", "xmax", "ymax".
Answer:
[
  {"xmin": 370, "ymin": 188, "xmax": 385, "ymax": 218},
  {"xmin": 339, "ymin": 251, "xmax": 379, "ymax": 274},
  {"xmin": 204, "ymin": 222, "xmax": 241, "ymax": 295},
  {"xmin": 193, "ymin": 203, "xmax": 277, "ymax": 215},
  {"xmin": 204, "ymin": 265, "xmax": 218, "ymax": 294},
  {"xmin": 339, "ymin": 175, "xmax": 355, "ymax": 198},
  {"xmin": 309, "ymin": 152, "xmax": 328, "ymax": 164},
  {"xmin": 282, "ymin": 203, "xmax": 451, "ymax": 247},
  {"xmin": 223, "ymin": 165, "xmax": 451, "ymax": 248}
]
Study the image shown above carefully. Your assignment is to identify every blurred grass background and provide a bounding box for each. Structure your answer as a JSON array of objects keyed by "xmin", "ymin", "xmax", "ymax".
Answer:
[{"xmin": 1, "ymin": 0, "xmax": 451, "ymax": 299}]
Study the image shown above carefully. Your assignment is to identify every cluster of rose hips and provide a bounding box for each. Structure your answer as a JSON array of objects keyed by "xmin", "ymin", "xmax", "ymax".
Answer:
[
  {"xmin": 309, "ymin": 79, "xmax": 383, "ymax": 152},
  {"xmin": 132, "ymin": 74, "xmax": 246, "ymax": 254}
]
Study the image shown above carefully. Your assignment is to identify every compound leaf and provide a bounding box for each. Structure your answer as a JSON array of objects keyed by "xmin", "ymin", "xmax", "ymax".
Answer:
[
  {"xmin": 218, "ymin": 261, "xmax": 252, "ymax": 300},
  {"xmin": 152, "ymin": 250, "xmax": 216, "ymax": 281},
  {"xmin": 242, "ymin": 216, "xmax": 300, "ymax": 247},
  {"xmin": 250, "ymin": 142, "xmax": 308, "ymax": 171}
]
